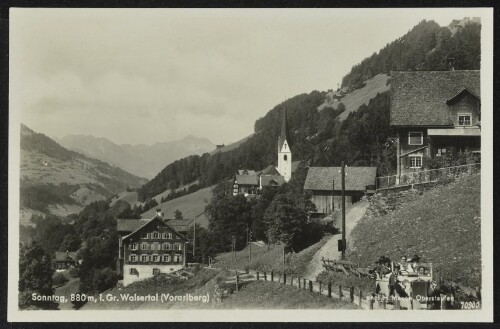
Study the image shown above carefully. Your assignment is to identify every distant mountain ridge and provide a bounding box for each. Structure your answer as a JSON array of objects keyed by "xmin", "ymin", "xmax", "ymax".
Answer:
[
  {"xmin": 55, "ymin": 134, "xmax": 215, "ymax": 179},
  {"xmin": 20, "ymin": 124, "xmax": 148, "ymax": 220}
]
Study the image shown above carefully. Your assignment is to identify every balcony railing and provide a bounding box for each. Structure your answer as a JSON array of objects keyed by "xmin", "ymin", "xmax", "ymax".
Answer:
[{"xmin": 376, "ymin": 163, "xmax": 481, "ymax": 190}]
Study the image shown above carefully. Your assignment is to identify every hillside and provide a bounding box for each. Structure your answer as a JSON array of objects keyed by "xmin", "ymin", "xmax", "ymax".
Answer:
[
  {"xmin": 20, "ymin": 124, "xmax": 148, "ymax": 219},
  {"xmin": 57, "ymin": 134, "xmax": 215, "ymax": 179},
  {"xmin": 348, "ymin": 174, "xmax": 481, "ymax": 288},
  {"xmin": 136, "ymin": 18, "xmax": 480, "ymax": 203},
  {"xmin": 141, "ymin": 186, "xmax": 213, "ymax": 228},
  {"xmin": 341, "ymin": 19, "xmax": 480, "ymax": 90}
]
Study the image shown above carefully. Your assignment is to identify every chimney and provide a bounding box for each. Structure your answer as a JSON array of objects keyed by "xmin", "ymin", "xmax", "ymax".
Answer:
[
  {"xmin": 447, "ymin": 57, "xmax": 455, "ymax": 71},
  {"xmin": 156, "ymin": 208, "xmax": 163, "ymax": 219}
]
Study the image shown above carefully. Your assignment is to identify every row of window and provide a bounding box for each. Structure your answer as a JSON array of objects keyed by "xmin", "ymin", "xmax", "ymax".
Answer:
[
  {"xmin": 128, "ymin": 254, "xmax": 183, "ymax": 263},
  {"xmin": 129, "ymin": 268, "xmax": 164, "ymax": 275},
  {"xmin": 408, "ymin": 115, "xmax": 472, "ymax": 146},
  {"xmin": 141, "ymin": 232, "xmax": 181, "ymax": 240},
  {"xmin": 129, "ymin": 242, "xmax": 183, "ymax": 251}
]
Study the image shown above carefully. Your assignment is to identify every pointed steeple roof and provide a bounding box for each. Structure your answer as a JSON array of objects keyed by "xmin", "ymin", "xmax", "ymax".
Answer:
[{"xmin": 278, "ymin": 109, "xmax": 289, "ymax": 151}]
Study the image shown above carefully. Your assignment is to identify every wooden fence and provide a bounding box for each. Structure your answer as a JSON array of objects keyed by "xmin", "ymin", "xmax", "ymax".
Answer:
[{"xmin": 376, "ymin": 163, "xmax": 480, "ymax": 190}]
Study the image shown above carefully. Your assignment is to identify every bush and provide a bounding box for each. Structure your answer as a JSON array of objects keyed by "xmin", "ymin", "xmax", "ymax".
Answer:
[
  {"xmin": 92, "ymin": 268, "xmax": 119, "ymax": 293},
  {"xmin": 69, "ymin": 268, "xmax": 80, "ymax": 278},
  {"xmin": 53, "ymin": 272, "xmax": 69, "ymax": 286}
]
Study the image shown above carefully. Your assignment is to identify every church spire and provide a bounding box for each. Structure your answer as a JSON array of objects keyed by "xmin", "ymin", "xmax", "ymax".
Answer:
[{"xmin": 278, "ymin": 109, "xmax": 288, "ymax": 150}]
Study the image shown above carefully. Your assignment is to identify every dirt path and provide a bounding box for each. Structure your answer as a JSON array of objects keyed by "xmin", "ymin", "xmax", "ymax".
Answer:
[{"xmin": 304, "ymin": 201, "xmax": 368, "ymax": 281}]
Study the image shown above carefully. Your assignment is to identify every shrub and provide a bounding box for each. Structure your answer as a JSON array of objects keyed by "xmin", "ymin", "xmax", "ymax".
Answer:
[
  {"xmin": 53, "ymin": 272, "xmax": 69, "ymax": 286},
  {"xmin": 69, "ymin": 268, "xmax": 80, "ymax": 278},
  {"xmin": 92, "ymin": 268, "xmax": 118, "ymax": 293}
]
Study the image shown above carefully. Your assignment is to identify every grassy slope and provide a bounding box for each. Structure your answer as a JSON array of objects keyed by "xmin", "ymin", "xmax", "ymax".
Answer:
[
  {"xmin": 141, "ymin": 186, "xmax": 213, "ymax": 228},
  {"xmin": 216, "ymin": 236, "xmax": 331, "ymax": 276},
  {"xmin": 348, "ymin": 174, "xmax": 481, "ymax": 288},
  {"xmin": 190, "ymin": 281, "xmax": 358, "ymax": 309},
  {"xmin": 337, "ymin": 74, "xmax": 390, "ymax": 120},
  {"xmin": 317, "ymin": 74, "xmax": 390, "ymax": 119}
]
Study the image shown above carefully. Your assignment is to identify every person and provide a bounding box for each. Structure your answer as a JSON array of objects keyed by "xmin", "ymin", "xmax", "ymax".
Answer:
[
  {"xmin": 408, "ymin": 254, "xmax": 420, "ymax": 263},
  {"xmin": 388, "ymin": 266, "xmax": 399, "ymax": 296}
]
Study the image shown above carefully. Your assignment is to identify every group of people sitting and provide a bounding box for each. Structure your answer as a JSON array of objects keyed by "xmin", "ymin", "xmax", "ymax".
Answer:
[{"xmin": 369, "ymin": 254, "xmax": 425, "ymax": 278}]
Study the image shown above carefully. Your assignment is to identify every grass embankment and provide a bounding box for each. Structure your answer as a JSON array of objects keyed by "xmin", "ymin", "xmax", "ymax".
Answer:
[
  {"xmin": 348, "ymin": 174, "xmax": 481, "ymax": 288},
  {"xmin": 216, "ymin": 235, "xmax": 331, "ymax": 277},
  {"xmin": 194, "ymin": 281, "xmax": 358, "ymax": 309}
]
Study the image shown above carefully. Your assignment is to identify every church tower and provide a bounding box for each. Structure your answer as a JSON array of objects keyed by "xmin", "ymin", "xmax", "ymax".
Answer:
[{"xmin": 277, "ymin": 109, "xmax": 292, "ymax": 182}]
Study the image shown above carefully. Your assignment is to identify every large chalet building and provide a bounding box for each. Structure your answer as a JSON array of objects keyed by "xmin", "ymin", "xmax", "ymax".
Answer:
[
  {"xmin": 390, "ymin": 70, "xmax": 480, "ymax": 182},
  {"xmin": 117, "ymin": 210, "xmax": 189, "ymax": 286}
]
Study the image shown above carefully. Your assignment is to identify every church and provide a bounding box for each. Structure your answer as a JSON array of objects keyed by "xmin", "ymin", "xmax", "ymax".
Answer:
[{"xmin": 232, "ymin": 110, "xmax": 297, "ymax": 197}]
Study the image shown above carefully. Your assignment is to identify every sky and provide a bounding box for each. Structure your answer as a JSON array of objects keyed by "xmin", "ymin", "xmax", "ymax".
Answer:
[{"xmin": 10, "ymin": 8, "xmax": 486, "ymax": 146}]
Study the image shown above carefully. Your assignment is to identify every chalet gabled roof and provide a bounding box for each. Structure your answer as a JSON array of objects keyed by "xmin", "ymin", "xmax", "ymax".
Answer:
[
  {"xmin": 118, "ymin": 216, "xmax": 189, "ymax": 242},
  {"xmin": 234, "ymin": 174, "xmax": 259, "ymax": 186},
  {"xmin": 304, "ymin": 167, "xmax": 377, "ymax": 191},
  {"xmin": 390, "ymin": 70, "xmax": 480, "ymax": 127},
  {"xmin": 446, "ymin": 87, "xmax": 480, "ymax": 105}
]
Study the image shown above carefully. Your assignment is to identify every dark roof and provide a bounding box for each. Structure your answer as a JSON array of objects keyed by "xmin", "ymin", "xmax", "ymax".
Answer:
[
  {"xmin": 117, "ymin": 219, "xmax": 149, "ymax": 233},
  {"xmin": 258, "ymin": 165, "xmax": 281, "ymax": 176},
  {"xmin": 260, "ymin": 175, "xmax": 285, "ymax": 187},
  {"xmin": 390, "ymin": 70, "xmax": 480, "ymax": 126},
  {"xmin": 117, "ymin": 217, "xmax": 191, "ymax": 235},
  {"xmin": 165, "ymin": 218, "xmax": 193, "ymax": 233},
  {"xmin": 235, "ymin": 174, "xmax": 259, "ymax": 186},
  {"xmin": 304, "ymin": 167, "xmax": 377, "ymax": 191},
  {"xmin": 119, "ymin": 216, "xmax": 189, "ymax": 242},
  {"xmin": 54, "ymin": 251, "xmax": 77, "ymax": 261}
]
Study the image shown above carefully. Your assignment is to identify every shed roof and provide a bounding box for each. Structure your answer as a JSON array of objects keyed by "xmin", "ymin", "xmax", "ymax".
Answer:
[
  {"xmin": 390, "ymin": 70, "xmax": 480, "ymax": 127},
  {"xmin": 235, "ymin": 174, "xmax": 259, "ymax": 186},
  {"xmin": 54, "ymin": 251, "xmax": 77, "ymax": 261},
  {"xmin": 304, "ymin": 167, "xmax": 377, "ymax": 191}
]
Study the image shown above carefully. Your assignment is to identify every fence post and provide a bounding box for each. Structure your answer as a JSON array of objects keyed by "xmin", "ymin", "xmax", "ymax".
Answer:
[
  {"xmin": 319, "ymin": 282, "xmax": 322, "ymax": 294},
  {"xmin": 359, "ymin": 289, "xmax": 363, "ymax": 307},
  {"xmin": 256, "ymin": 272, "xmax": 259, "ymax": 280},
  {"xmin": 382, "ymin": 298, "xmax": 386, "ymax": 309},
  {"xmin": 283, "ymin": 273, "xmax": 287, "ymax": 284},
  {"xmin": 369, "ymin": 296, "xmax": 374, "ymax": 310},
  {"xmin": 349, "ymin": 286, "xmax": 354, "ymax": 303},
  {"xmin": 298, "ymin": 277, "xmax": 301, "ymax": 288},
  {"xmin": 271, "ymin": 271, "xmax": 274, "ymax": 282},
  {"xmin": 328, "ymin": 283, "xmax": 332, "ymax": 298},
  {"xmin": 309, "ymin": 280, "xmax": 313, "ymax": 292},
  {"xmin": 395, "ymin": 296, "xmax": 401, "ymax": 310},
  {"xmin": 303, "ymin": 278, "xmax": 306, "ymax": 290},
  {"xmin": 235, "ymin": 271, "xmax": 239, "ymax": 292},
  {"xmin": 264, "ymin": 272, "xmax": 267, "ymax": 281},
  {"xmin": 339, "ymin": 285, "xmax": 343, "ymax": 298},
  {"xmin": 246, "ymin": 268, "xmax": 249, "ymax": 274}
]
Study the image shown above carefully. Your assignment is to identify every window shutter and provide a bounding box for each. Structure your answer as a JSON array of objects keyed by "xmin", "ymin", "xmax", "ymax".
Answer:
[{"xmin": 403, "ymin": 156, "xmax": 409, "ymax": 169}]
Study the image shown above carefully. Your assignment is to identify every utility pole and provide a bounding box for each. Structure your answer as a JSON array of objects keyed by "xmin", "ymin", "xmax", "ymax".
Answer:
[
  {"xmin": 341, "ymin": 161, "xmax": 346, "ymax": 260},
  {"xmin": 231, "ymin": 235, "xmax": 237, "ymax": 263},
  {"xmin": 249, "ymin": 230, "xmax": 252, "ymax": 262},
  {"xmin": 332, "ymin": 179, "xmax": 335, "ymax": 214},
  {"xmin": 192, "ymin": 211, "xmax": 204, "ymax": 258}
]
